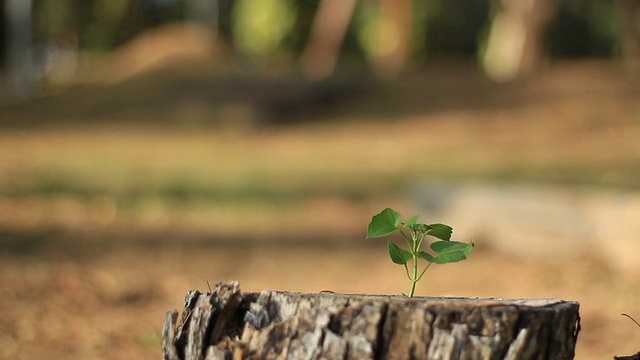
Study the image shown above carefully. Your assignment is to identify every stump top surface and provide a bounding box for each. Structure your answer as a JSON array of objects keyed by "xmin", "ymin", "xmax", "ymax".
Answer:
[{"xmin": 251, "ymin": 290, "xmax": 578, "ymax": 308}]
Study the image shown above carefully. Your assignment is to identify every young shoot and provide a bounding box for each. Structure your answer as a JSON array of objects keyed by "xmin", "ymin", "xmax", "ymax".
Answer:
[{"xmin": 366, "ymin": 208, "xmax": 474, "ymax": 297}]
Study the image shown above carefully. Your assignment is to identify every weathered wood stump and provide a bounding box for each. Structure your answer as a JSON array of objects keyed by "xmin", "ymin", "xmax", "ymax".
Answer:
[{"xmin": 163, "ymin": 281, "xmax": 580, "ymax": 360}]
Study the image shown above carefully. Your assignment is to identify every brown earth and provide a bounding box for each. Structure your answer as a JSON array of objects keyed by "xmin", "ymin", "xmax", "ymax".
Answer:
[{"xmin": 1, "ymin": 242, "xmax": 639, "ymax": 359}]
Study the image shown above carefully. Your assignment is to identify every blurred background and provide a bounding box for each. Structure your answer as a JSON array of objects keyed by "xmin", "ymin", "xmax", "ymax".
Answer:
[{"xmin": 0, "ymin": 0, "xmax": 639, "ymax": 358}]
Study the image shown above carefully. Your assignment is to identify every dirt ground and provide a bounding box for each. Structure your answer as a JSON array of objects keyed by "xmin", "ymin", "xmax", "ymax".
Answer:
[
  {"xmin": 1, "ymin": 60, "xmax": 640, "ymax": 359},
  {"xmin": 1, "ymin": 242, "xmax": 640, "ymax": 359}
]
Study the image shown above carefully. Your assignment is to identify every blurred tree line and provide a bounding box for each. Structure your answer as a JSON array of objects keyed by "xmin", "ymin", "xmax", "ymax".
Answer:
[{"xmin": 1, "ymin": 0, "xmax": 638, "ymax": 95}]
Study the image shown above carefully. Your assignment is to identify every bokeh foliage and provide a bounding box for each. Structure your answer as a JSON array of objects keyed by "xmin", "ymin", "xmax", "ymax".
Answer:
[{"xmin": 3, "ymin": 0, "xmax": 629, "ymax": 65}]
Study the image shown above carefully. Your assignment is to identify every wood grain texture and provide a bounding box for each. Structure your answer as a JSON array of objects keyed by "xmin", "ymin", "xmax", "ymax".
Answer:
[{"xmin": 163, "ymin": 281, "xmax": 580, "ymax": 360}]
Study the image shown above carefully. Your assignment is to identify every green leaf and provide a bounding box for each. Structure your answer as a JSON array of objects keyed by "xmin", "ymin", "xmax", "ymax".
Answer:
[
  {"xmin": 366, "ymin": 208, "xmax": 402, "ymax": 238},
  {"xmin": 388, "ymin": 240, "xmax": 412, "ymax": 265},
  {"xmin": 410, "ymin": 223, "xmax": 428, "ymax": 233},
  {"xmin": 429, "ymin": 241, "xmax": 474, "ymax": 264},
  {"xmin": 402, "ymin": 214, "xmax": 419, "ymax": 228},
  {"xmin": 430, "ymin": 240, "xmax": 474, "ymax": 255},
  {"xmin": 425, "ymin": 223, "xmax": 453, "ymax": 241},
  {"xmin": 417, "ymin": 251, "xmax": 436, "ymax": 263},
  {"xmin": 409, "ymin": 223, "xmax": 452, "ymax": 241}
]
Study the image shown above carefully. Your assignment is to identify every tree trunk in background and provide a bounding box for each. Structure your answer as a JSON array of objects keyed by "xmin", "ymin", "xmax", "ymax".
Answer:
[
  {"xmin": 376, "ymin": 0, "xmax": 412, "ymax": 77},
  {"xmin": 6, "ymin": 0, "xmax": 34, "ymax": 99},
  {"xmin": 482, "ymin": 0, "xmax": 555, "ymax": 82},
  {"xmin": 301, "ymin": 0, "xmax": 357, "ymax": 80},
  {"xmin": 184, "ymin": 0, "xmax": 219, "ymax": 34},
  {"xmin": 163, "ymin": 281, "xmax": 580, "ymax": 360},
  {"xmin": 619, "ymin": 0, "xmax": 640, "ymax": 74},
  {"xmin": 301, "ymin": 0, "xmax": 412, "ymax": 79}
]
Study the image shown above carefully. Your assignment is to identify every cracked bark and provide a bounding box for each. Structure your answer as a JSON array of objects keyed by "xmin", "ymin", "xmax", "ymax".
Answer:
[{"xmin": 163, "ymin": 281, "xmax": 580, "ymax": 360}]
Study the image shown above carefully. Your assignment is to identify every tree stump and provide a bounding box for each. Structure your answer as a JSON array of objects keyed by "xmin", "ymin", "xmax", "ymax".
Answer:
[{"xmin": 162, "ymin": 281, "xmax": 580, "ymax": 360}]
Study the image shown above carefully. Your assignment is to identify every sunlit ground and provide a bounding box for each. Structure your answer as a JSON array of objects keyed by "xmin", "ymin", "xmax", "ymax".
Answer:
[{"xmin": 1, "ymin": 61, "xmax": 640, "ymax": 359}]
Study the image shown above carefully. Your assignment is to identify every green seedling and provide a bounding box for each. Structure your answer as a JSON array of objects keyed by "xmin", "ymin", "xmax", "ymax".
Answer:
[{"xmin": 366, "ymin": 208, "xmax": 474, "ymax": 298}]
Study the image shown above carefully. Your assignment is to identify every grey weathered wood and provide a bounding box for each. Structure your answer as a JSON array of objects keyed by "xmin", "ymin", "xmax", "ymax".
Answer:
[{"xmin": 163, "ymin": 281, "xmax": 580, "ymax": 360}]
